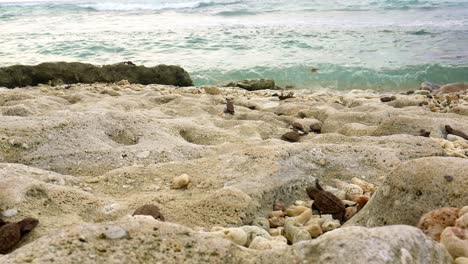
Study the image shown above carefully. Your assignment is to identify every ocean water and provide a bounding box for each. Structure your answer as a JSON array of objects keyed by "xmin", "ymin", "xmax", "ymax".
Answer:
[{"xmin": 0, "ymin": 0, "xmax": 467, "ymax": 90}]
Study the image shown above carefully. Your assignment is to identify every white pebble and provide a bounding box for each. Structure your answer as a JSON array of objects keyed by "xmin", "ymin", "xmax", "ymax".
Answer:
[
  {"xmin": 2, "ymin": 208, "xmax": 18, "ymax": 218},
  {"xmin": 103, "ymin": 226, "xmax": 128, "ymax": 240}
]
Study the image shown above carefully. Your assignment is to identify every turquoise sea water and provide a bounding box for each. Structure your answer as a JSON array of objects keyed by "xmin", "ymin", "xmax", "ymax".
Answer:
[{"xmin": 0, "ymin": 0, "xmax": 467, "ymax": 90}]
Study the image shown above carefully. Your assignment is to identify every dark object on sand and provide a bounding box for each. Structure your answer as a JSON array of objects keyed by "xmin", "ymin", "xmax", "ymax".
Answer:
[
  {"xmin": 133, "ymin": 204, "xmax": 165, "ymax": 221},
  {"xmin": 123, "ymin": 61, "xmax": 136, "ymax": 66},
  {"xmin": 405, "ymin": 90, "xmax": 415, "ymax": 95},
  {"xmin": 380, "ymin": 96, "xmax": 396, "ymax": 102},
  {"xmin": 306, "ymin": 180, "xmax": 345, "ymax": 223},
  {"xmin": 291, "ymin": 122, "xmax": 306, "ymax": 133},
  {"xmin": 0, "ymin": 62, "xmax": 193, "ymax": 88},
  {"xmin": 278, "ymin": 92, "xmax": 295, "ymax": 100},
  {"xmin": 310, "ymin": 67, "xmax": 319, "ymax": 73},
  {"xmin": 0, "ymin": 217, "xmax": 39, "ymax": 254},
  {"xmin": 419, "ymin": 129, "xmax": 431, "ymax": 137},
  {"xmin": 445, "ymin": 125, "xmax": 468, "ymax": 140},
  {"xmin": 224, "ymin": 98, "xmax": 235, "ymax": 115},
  {"xmin": 281, "ymin": 131, "xmax": 301, "ymax": 142}
]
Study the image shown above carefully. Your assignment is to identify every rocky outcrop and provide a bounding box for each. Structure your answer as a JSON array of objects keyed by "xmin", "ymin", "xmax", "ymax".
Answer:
[
  {"xmin": 225, "ymin": 79, "xmax": 277, "ymax": 91},
  {"xmin": 347, "ymin": 157, "xmax": 468, "ymax": 227},
  {"xmin": 0, "ymin": 62, "xmax": 194, "ymax": 88}
]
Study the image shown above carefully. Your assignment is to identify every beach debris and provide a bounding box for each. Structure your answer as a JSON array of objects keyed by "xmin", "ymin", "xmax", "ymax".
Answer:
[
  {"xmin": 171, "ymin": 173, "xmax": 191, "ymax": 189},
  {"xmin": 310, "ymin": 67, "xmax": 319, "ymax": 73},
  {"xmin": 0, "ymin": 217, "xmax": 39, "ymax": 254},
  {"xmin": 224, "ymin": 98, "xmax": 235, "ymax": 115},
  {"xmin": 133, "ymin": 204, "xmax": 165, "ymax": 221},
  {"xmin": 306, "ymin": 180, "xmax": 346, "ymax": 223},
  {"xmin": 281, "ymin": 131, "xmax": 301, "ymax": 142},
  {"xmin": 380, "ymin": 95, "xmax": 396, "ymax": 102},
  {"xmin": 446, "ymin": 125, "xmax": 468, "ymax": 141}
]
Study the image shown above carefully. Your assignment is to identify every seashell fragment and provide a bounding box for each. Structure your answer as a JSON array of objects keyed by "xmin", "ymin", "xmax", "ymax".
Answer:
[
  {"xmin": 351, "ymin": 177, "xmax": 375, "ymax": 194},
  {"xmin": 303, "ymin": 224, "xmax": 323, "ymax": 238},
  {"xmin": 221, "ymin": 228, "xmax": 248, "ymax": 246},
  {"xmin": 252, "ymin": 217, "xmax": 270, "ymax": 231},
  {"xmin": 294, "ymin": 208, "xmax": 313, "ymax": 225},
  {"xmin": 269, "ymin": 227, "xmax": 284, "ymax": 236},
  {"xmin": 269, "ymin": 216, "xmax": 285, "ymax": 228},
  {"xmin": 285, "ymin": 206, "xmax": 308, "ymax": 217},
  {"xmin": 171, "ymin": 173, "xmax": 191, "ymax": 189},
  {"xmin": 268, "ymin": 210, "xmax": 286, "ymax": 218},
  {"xmin": 284, "ymin": 218, "xmax": 311, "ymax": 244},
  {"xmin": 344, "ymin": 184, "xmax": 364, "ymax": 201},
  {"xmin": 456, "ymin": 214, "xmax": 468, "ymax": 229},
  {"xmin": 321, "ymin": 219, "xmax": 341, "ymax": 232},
  {"xmin": 440, "ymin": 226, "xmax": 468, "ymax": 258}
]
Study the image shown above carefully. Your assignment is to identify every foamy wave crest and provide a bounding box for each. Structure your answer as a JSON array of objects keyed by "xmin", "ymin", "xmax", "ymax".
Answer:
[{"xmin": 77, "ymin": 0, "xmax": 242, "ymax": 11}]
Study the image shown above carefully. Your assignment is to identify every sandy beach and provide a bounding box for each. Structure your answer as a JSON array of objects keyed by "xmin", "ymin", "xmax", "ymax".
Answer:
[{"xmin": 0, "ymin": 81, "xmax": 467, "ymax": 263}]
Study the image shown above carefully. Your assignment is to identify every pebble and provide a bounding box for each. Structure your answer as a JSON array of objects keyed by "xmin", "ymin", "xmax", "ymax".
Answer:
[
  {"xmin": 380, "ymin": 95, "xmax": 396, "ymax": 102},
  {"xmin": 417, "ymin": 207, "xmax": 460, "ymax": 241},
  {"xmin": 102, "ymin": 226, "xmax": 128, "ymax": 240},
  {"xmin": 171, "ymin": 173, "xmax": 191, "ymax": 189},
  {"xmin": 2, "ymin": 209, "xmax": 18, "ymax": 218}
]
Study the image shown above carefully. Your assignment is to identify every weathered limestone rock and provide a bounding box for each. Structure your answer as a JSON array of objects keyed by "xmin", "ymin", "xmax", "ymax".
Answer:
[{"xmin": 0, "ymin": 62, "xmax": 193, "ymax": 88}]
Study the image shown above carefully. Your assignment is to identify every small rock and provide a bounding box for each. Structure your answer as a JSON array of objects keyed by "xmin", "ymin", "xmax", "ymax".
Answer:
[
  {"xmin": 171, "ymin": 173, "xmax": 191, "ymax": 189},
  {"xmin": 102, "ymin": 226, "xmax": 128, "ymax": 240},
  {"xmin": 448, "ymin": 134, "xmax": 466, "ymax": 142},
  {"xmin": 281, "ymin": 131, "xmax": 301, "ymax": 142},
  {"xmin": 380, "ymin": 96, "xmax": 396, "ymax": 102},
  {"xmin": 415, "ymin": 90, "xmax": 430, "ymax": 95},
  {"xmin": 2, "ymin": 209, "xmax": 18, "ymax": 218},
  {"xmin": 116, "ymin": 80, "xmax": 130, "ymax": 86}
]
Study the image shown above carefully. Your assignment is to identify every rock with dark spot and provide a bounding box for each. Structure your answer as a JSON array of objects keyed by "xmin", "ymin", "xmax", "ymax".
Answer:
[{"xmin": 445, "ymin": 175, "xmax": 454, "ymax": 182}]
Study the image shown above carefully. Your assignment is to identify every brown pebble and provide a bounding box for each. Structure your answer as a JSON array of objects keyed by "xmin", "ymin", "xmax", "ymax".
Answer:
[
  {"xmin": 278, "ymin": 92, "xmax": 294, "ymax": 100},
  {"xmin": 444, "ymin": 175, "xmax": 454, "ymax": 182},
  {"xmin": 133, "ymin": 204, "xmax": 165, "ymax": 221},
  {"xmin": 380, "ymin": 96, "xmax": 396, "ymax": 102},
  {"xmin": 406, "ymin": 90, "xmax": 415, "ymax": 95},
  {"xmin": 354, "ymin": 195, "xmax": 369, "ymax": 211},
  {"xmin": 281, "ymin": 131, "xmax": 301, "ymax": 142},
  {"xmin": 292, "ymin": 122, "xmax": 305, "ymax": 133}
]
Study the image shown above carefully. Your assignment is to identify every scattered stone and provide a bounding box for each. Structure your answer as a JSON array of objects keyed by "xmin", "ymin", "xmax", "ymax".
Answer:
[
  {"xmin": 278, "ymin": 92, "xmax": 294, "ymax": 101},
  {"xmin": 133, "ymin": 204, "xmax": 164, "ymax": 221},
  {"xmin": 306, "ymin": 180, "xmax": 345, "ymax": 223},
  {"xmin": 171, "ymin": 173, "xmax": 191, "ymax": 189},
  {"xmin": 2, "ymin": 209, "xmax": 18, "ymax": 218},
  {"xmin": 380, "ymin": 95, "xmax": 396, "ymax": 102},
  {"xmin": 417, "ymin": 207, "xmax": 460, "ymax": 241},
  {"xmin": 281, "ymin": 131, "xmax": 301, "ymax": 142},
  {"xmin": 419, "ymin": 129, "xmax": 431, "ymax": 137},
  {"xmin": 102, "ymin": 225, "xmax": 128, "ymax": 240}
]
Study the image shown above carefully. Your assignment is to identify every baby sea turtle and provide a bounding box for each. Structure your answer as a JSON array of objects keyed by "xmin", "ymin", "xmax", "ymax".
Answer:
[
  {"xmin": 0, "ymin": 217, "xmax": 39, "ymax": 254},
  {"xmin": 306, "ymin": 179, "xmax": 345, "ymax": 223}
]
